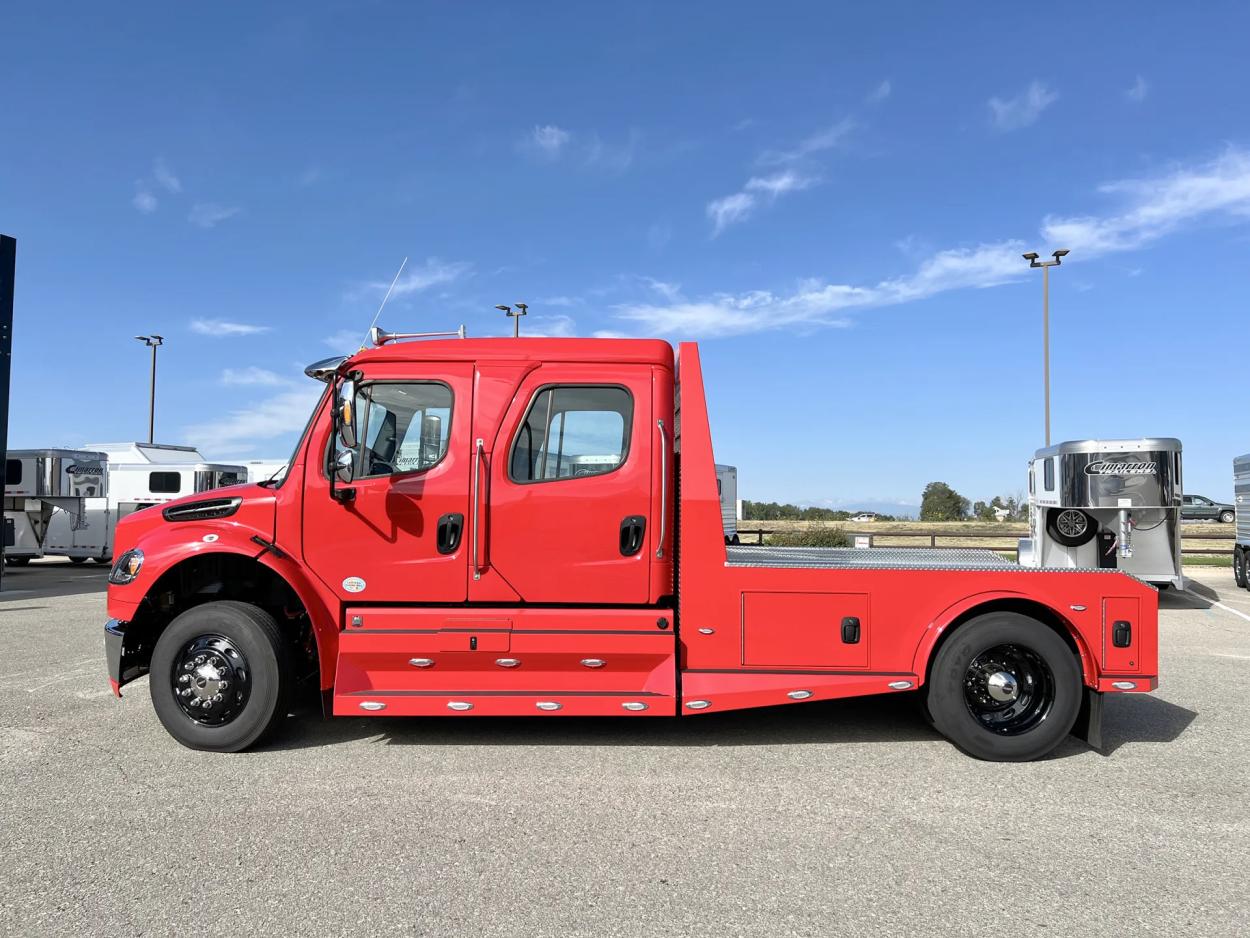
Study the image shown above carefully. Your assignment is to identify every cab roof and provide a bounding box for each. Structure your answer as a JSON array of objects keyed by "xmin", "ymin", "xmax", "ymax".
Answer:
[{"xmin": 341, "ymin": 336, "xmax": 675, "ymax": 370}]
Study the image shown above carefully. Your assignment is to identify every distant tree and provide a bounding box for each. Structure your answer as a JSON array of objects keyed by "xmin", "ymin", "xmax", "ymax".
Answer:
[
  {"xmin": 742, "ymin": 501, "xmax": 853, "ymax": 522},
  {"xmin": 920, "ymin": 482, "xmax": 970, "ymax": 522}
]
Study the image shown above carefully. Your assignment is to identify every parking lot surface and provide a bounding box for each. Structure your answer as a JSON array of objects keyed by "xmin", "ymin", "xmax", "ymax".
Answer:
[{"xmin": 1, "ymin": 560, "xmax": 1247, "ymax": 937}]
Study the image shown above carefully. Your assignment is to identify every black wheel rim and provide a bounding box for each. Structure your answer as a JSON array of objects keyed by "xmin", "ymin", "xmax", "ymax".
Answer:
[
  {"xmin": 963, "ymin": 643, "xmax": 1055, "ymax": 736},
  {"xmin": 171, "ymin": 634, "xmax": 251, "ymax": 726}
]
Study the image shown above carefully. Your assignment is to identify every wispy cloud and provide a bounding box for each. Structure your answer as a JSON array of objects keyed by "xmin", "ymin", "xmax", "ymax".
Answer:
[
  {"xmin": 191, "ymin": 318, "xmax": 272, "ymax": 338},
  {"xmin": 153, "ymin": 157, "xmax": 181, "ymax": 194},
  {"xmin": 707, "ymin": 170, "xmax": 817, "ymax": 235},
  {"xmin": 1042, "ymin": 147, "xmax": 1250, "ymax": 254},
  {"xmin": 1126, "ymin": 75, "xmax": 1149, "ymax": 103},
  {"xmin": 988, "ymin": 81, "xmax": 1058, "ymax": 131},
  {"xmin": 221, "ymin": 366, "xmax": 285, "ymax": 386},
  {"xmin": 184, "ymin": 385, "xmax": 321, "ymax": 455},
  {"xmin": 758, "ymin": 118, "xmax": 855, "ymax": 166},
  {"xmin": 188, "ymin": 203, "xmax": 242, "ymax": 228},
  {"xmin": 132, "ymin": 186, "xmax": 158, "ymax": 214},
  {"xmin": 527, "ymin": 124, "xmax": 571, "ymax": 158},
  {"xmin": 866, "ymin": 80, "xmax": 892, "ymax": 104},
  {"xmin": 324, "ymin": 329, "xmax": 364, "ymax": 351},
  {"xmin": 620, "ymin": 148, "xmax": 1250, "ymax": 338},
  {"xmin": 521, "ymin": 125, "xmax": 638, "ymax": 172},
  {"xmin": 378, "ymin": 257, "xmax": 472, "ymax": 297}
]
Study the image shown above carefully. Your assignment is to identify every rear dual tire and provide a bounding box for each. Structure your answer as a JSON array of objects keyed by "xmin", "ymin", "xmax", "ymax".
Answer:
[
  {"xmin": 925, "ymin": 612, "xmax": 1082, "ymax": 761},
  {"xmin": 150, "ymin": 601, "xmax": 291, "ymax": 752},
  {"xmin": 1235, "ymin": 548, "xmax": 1248, "ymax": 589}
]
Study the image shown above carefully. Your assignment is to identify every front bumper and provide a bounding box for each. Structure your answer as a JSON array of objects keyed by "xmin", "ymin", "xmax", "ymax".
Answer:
[{"xmin": 104, "ymin": 618, "xmax": 147, "ymax": 697}]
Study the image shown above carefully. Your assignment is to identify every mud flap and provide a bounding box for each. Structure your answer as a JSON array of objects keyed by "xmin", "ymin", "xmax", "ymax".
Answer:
[{"xmin": 1073, "ymin": 686, "xmax": 1104, "ymax": 753}]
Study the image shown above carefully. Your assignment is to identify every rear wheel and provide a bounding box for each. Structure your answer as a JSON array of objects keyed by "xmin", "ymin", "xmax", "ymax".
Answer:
[
  {"xmin": 149, "ymin": 601, "xmax": 290, "ymax": 752},
  {"xmin": 926, "ymin": 612, "xmax": 1081, "ymax": 761},
  {"xmin": 69, "ymin": 556, "xmax": 88, "ymax": 565},
  {"xmin": 1235, "ymin": 549, "xmax": 1248, "ymax": 589}
]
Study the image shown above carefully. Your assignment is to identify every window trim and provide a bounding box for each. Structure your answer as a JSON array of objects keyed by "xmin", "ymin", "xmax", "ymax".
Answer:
[
  {"xmin": 507, "ymin": 383, "xmax": 635, "ymax": 486},
  {"xmin": 325, "ymin": 379, "xmax": 455, "ymax": 481}
]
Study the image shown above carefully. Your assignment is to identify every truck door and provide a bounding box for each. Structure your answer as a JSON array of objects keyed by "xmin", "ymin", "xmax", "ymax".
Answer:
[
  {"xmin": 470, "ymin": 365, "xmax": 654, "ymax": 604},
  {"xmin": 302, "ymin": 363, "xmax": 473, "ymax": 603}
]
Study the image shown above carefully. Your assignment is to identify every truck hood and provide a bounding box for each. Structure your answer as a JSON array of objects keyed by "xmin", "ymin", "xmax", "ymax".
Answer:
[{"xmin": 113, "ymin": 482, "xmax": 277, "ymax": 555}]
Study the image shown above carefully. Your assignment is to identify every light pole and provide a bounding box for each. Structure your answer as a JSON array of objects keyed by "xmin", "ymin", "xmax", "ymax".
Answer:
[
  {"xmin": 496, "ymin": 303, "xmax": 528, "ymax": 337},
  {"xmin": 133, "ymin": 334, "xmax": 164, "ymax": 443},
  {"xmin": 1022, "ymin": 250, "xmax": 1068, "ymax": 446}
]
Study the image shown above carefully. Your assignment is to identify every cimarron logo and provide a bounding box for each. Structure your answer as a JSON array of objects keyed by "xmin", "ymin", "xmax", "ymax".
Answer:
[
  {"xmin": 1084, "ymin": 461, "xmax": 1157, "ymax": 476},
  {"xmin": 65, "ymin": 464, "xmax": 104, "ymax": 475}
]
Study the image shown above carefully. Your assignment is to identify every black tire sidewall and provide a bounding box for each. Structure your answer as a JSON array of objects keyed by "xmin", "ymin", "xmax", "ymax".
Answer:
[
  {"xmin": 1046, "ymin": 508, "xmax": 1098, "ymax": 547},
  {"xmin": 1237, "ymin": 549, "xmax": 1248, "ymax": 589},
  {"xmin": 928, "ymin": 613, "xmax": 1082, "ymax": 761},
  {"xmin": 150, "ymin": 602, "xmax": 289, "ymax": 752}
]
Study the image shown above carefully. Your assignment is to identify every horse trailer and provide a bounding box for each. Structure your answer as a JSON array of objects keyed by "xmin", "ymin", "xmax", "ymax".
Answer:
[
  {"xmin": 1018, "ymin": 438, "xmax": 1183, "ymax": 589},
  {"xmin": 1232, "ymin": 454, "xmax": 1250, "ymax": 588},
  {"xmin": 3, "ymin": 449, "xmax": 108, "ymax": 565}
]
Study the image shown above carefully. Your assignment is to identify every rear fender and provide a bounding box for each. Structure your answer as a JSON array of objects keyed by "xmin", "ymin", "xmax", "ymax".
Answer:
[{"xmin": 910, "ymin": 590, "xmax": 1097, "ymax": 688}]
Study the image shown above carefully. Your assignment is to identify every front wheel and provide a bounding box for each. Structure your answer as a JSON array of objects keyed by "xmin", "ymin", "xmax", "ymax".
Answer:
[
  {"xmin": 4, "ymin": 556, "xmax": 31, "ymax": 567},
  {"xmin": 69, "ymin": 556, "xmax": 88, "ymax": 565},
  {"xmin": 1235, "ymin": 549, "xmax": 1248, "ymax": 589},
  {"xmin": 1219, "ymin": 510, "xmax": 1235, "ymax": 524},
  {"xmin": 149, "ymin": 601, "xmax": 291, "ymax": 752},
  {"xmin": 926, "ymin": 612, "xmax": 1081, "ymax": 761}
]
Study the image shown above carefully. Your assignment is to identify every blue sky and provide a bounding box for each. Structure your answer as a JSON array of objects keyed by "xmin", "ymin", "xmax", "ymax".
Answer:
[{"xmin": 3, "ymin": 2, "xmax": 1249, "ymax": 513}]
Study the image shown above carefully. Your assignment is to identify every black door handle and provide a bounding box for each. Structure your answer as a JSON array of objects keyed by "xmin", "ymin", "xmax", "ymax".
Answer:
[
  {"xmin": 1112, "ymin": 620, "xmax": 1132, "ymax": 648},
  {"xmin": 437, "ymin": 513, "xmax": 464, "ymax": 555},
  {"xmin": 841, "ymin": 616, "xmax": 861, "ymax": 644},
  {"xmin": 619, "ymin": 515, "xmax": 646, "ymax": 556}
]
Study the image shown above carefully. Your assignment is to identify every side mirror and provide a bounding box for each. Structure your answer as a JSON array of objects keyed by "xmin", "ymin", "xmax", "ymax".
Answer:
[
  {"xmin": 336, "ymin": 379, "xmax": 358, "ymax": 451},
  {"xmin": 334, "ymin": 448, "xmax": 355, "ymax": 485}
]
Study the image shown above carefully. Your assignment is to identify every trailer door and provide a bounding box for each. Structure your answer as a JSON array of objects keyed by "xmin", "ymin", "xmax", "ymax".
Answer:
[{"xmin": 471, "ymin": 364, "xmax": 654, "ymax": 604}]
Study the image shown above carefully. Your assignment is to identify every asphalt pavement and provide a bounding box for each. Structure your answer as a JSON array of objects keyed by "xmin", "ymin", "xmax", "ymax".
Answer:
[{"xmin": 0, "ymin": 559, "xmax": 1246, "ymax": 937}]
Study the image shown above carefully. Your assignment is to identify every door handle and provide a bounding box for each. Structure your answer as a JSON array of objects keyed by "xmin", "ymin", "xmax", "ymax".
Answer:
[
  {"xmin": 619, "ymin": 515, "xmax": 646, "ymax": 556},
  {"xmin": 841, "ymin": 616, "xmax": 861, "ymax": 644},
  {"xmin": 437, "ymin": 513, "xmax": 464, "ymax": 555}
]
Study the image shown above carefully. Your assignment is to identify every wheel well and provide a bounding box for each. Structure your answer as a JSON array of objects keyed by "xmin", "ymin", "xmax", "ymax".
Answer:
[
  {"xmin": 125, "ymin": 552, "xmax": 318, "ymax": 686},
  {"xmin": 925, "ymin": 598, "xmax": 1083, "ymax": 684}
]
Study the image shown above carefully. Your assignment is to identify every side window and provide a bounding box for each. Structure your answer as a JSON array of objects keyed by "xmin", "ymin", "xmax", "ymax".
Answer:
[
  {"xmin": 1043, "ymin": 458, "xmax": 1054, "ymax": 491},
  {"xmin": 351, "ymin": 382, "xmax": 453, "ymax": 479},
  {"xmin": 510, "ymin": 386, "xmax": 633, "ymax": 483},
  {"xmin": 5, "ymin": 459, "xmax": 20, "ymax": 486},
  {"xmin": 150, "ymin": 471, "xmax": 181, "ymax": 494}
]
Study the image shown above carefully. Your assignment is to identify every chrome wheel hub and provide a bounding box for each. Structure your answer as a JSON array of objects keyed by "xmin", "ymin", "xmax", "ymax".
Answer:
[
  {"xmin": 172, "ymin": 635, "xmax": 250, "ymax": 726},
  {"xmin": 985, "ymin": 671, "xmax": 1019, "ymax": 702},
  {"xmin": 963, "ymin": 643, "xmax": 1055, "ymax": 736},
  {"xmin": 1056, "ymin": 509, "xmax": 1088, "ymax": 537}
]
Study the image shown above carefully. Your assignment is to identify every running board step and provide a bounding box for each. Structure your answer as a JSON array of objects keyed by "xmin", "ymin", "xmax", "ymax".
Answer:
[{"xmin": 333, "ymin": 691, "xmax": 675, "ymax": 717}]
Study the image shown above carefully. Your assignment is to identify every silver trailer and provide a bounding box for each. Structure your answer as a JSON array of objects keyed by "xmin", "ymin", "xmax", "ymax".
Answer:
[
  {"xmin": 3, "ymin": 449, "xmax": 108, "ymax": 565},
  {"xmin": 1018, "ymin": 438, "xmax": 1183, "ymax": 589},
  {"xmin": 715, "ymin": 464, "xmax": 739, "ymax": 544},
  {"xmin": 1232, "ymin": 454, "xmax": 1250, "ymax": 588}
]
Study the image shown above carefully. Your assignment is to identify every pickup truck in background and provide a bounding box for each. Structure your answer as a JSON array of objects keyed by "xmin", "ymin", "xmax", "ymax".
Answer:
[
  {"xmin": 104, "ymin": 333, "xmax": 1159, "ymax": 761},
  {"xmin": 1181, "ymin": 494, "xmax": 1235, "ymax": 523}
]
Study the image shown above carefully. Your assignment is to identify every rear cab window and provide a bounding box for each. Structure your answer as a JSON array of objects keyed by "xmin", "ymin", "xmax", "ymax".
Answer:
[{"xmin": 509, "ymin": 386, "xmax": 633, "ymax": 483}]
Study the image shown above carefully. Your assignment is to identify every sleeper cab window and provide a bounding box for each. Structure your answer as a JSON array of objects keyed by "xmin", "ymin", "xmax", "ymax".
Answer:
[
  {"xmin": 352, "ymin": 382, "xmax": 453, "ymax": 479},
  {"xmin": 149, "ymin": 471, "xmax": 181, "ymax": 494},
  {"xmin": 509, "ymin": 385, "xmax": 633, "ymax": 483}
]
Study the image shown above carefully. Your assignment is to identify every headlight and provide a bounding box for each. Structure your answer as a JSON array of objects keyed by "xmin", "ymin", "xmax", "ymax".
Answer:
[{"xmin": 108, "ymin": 549, "xmax": 144, "ymax": 585}]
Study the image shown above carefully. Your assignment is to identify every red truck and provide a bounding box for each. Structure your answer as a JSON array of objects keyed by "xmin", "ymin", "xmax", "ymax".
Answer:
[{"xmin": 104, "ymin": 334, "xmax": 1159, "ymax": 760}]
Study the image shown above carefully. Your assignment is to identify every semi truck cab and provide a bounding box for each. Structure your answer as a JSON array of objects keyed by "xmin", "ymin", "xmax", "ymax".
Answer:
[{"xmin": 104, "ymin": 334, "xmax": 1159, "ymax": 761}]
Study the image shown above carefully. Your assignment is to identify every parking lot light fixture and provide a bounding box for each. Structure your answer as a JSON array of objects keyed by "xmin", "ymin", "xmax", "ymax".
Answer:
[
  {"xmin": 133, "ymin": 334, "xmax": 164, "ymax": 444},
  {"xmin": 1022, "ymin": 250, "xmax": 1069, "ymax": 446}
]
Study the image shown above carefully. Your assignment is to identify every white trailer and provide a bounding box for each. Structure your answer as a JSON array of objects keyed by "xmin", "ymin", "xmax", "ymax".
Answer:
[
  {"xmin": 240, "ymin": 459, "xmax": 289, "ymax": 484},
  {"xmin": 42, "ymin": 443, "xmax": 247, "ymax": 564},
  {"xmin": 3, "ymin": 449, "xmax": 108, "ymax": 566},
  {"xmin": 715, "ymin": 463, "xmax": 739, "ymax": 544},
  {"xmin": 1018, "ymin": 438, "xmax": 1184, "ymax": 589},
  {"xmin": 1232, "ymin": 454, "xmax": 1250, "ymax": 589}
]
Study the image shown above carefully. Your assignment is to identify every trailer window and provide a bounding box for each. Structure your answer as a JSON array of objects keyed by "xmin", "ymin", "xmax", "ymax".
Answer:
[
  {"xmin": 352, "ymin": 382, "xmax": 453, "ymax": 479},
  {"xmin": 1043, "ymin": 458, "xmax": 1054, "ymax": 491},
  {"xmin": 149, "ymin": 472, "xmax": 182, "ymax": 494},
  {"xmin": 5, "ymin": 460, "xmax": 19, "ymax": 486},
  {"xmin": 509, "ymin": 386, "xmax": 632, "ymax": 483}
]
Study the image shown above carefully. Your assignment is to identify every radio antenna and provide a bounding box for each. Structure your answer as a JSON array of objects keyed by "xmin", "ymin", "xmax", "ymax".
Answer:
[{"xmin": 362, "ymin": 256, "xmax": 408, "ymax": 349}]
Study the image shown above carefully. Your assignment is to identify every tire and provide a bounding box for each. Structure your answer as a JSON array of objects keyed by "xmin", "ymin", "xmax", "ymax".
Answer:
[
  {"xmin": 926, "ymin": 612, "xmax": 1082, "ymax": 761},
  {"xmin": 1219, "ymin": 510, "xmax": 1235, "ymax": 524},
  {"xmin": 1236, "ymin": 549, "xmax": 1248, "ymax": 589},
  {"xmin": 1046, "ymin": 508, "xmax": 1097, "ymax": 547},
  {"xmin": 91, "ymin": 555, "xmax": 112, "ymax": 565},
  {"xmin": 149, "ymin": 601, "xmax": 291, "ymax": 752},
  {"xmin": 69, "ymin": 557, "xmax": 88, "ymax": 565},
  {"xmin": 4, "ymin": 556, "xmax": 31, "ymax": 567}
]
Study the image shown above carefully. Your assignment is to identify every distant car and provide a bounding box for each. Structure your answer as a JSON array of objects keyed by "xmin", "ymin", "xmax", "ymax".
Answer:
[
  {"xmin": 849, "ymin": 512, "xmax": 877, "ymax": 523},
  {"xmin": 1181, "ymin": 494, "xmax": 1235, "ymax": 523}
]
